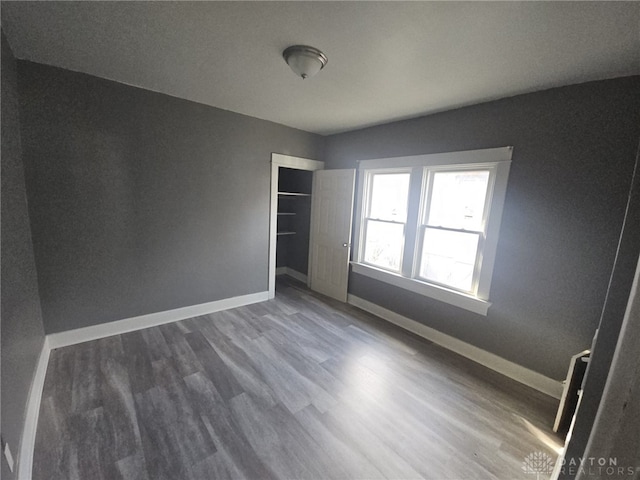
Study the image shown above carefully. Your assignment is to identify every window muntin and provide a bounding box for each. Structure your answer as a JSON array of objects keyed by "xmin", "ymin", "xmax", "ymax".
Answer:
[{"xmin": 362, "ymin": 171, "xmax": 410, "ymax": 272}]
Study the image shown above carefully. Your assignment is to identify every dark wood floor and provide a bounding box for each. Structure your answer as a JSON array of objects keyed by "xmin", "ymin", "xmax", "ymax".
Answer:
[{"xmin": 33, "ymin": 276, "xmax": 562, "ymax": 480}]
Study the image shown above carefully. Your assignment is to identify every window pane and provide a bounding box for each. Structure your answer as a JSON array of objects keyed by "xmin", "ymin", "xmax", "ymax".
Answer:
[
  {"xmin": 364, "ymin": 220, "xmax": 404, "ymax": 271},
  {"xmin": 369, "ymin": 173, "xmax": 410, "ymax": 222},
  {"xmin": 419, "ymin": 228, "xmax": 479, "ymax": 292},
  {"xmin": 427, "ymin": 170, "xmax": 490, "ymax": 231}
]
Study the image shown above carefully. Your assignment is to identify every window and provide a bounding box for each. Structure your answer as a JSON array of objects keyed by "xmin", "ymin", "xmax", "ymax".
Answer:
[
  {"xmin": 418, "ymin": 168, "xmax": 490, "ymax": 292},
  {"xmin": 353, "ymin": 147, "xmax": 512, "ymax": 315},
  {"xmin": 362, "ymin": 171, "xmax": 410, "ymax": 272}
]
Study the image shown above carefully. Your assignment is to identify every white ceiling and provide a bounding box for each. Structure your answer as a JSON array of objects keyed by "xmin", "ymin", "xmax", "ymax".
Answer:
[{"xmin": 2, "ymin": 1, "xmax": 639, "ymax": 135}]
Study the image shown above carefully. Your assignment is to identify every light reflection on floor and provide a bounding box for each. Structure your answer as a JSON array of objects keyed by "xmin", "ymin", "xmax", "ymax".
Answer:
[
  {"xmin": 519, "ymin": 416, "xmax": 564, "ymax": 454},
  {"xmin": 342, "ymin": 350, "xmax": 392, "ymax": 412}
]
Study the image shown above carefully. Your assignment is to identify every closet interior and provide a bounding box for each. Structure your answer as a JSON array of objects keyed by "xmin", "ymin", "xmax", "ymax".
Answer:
[{"xmin": 276, "ymin": 167, "xmax": 313, "ymax": 286}]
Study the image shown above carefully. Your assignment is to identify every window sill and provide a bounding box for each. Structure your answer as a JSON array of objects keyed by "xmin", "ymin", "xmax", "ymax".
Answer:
[{"xmin": 350, "ymin": 262, "xmax": 491, "ymax": 316}]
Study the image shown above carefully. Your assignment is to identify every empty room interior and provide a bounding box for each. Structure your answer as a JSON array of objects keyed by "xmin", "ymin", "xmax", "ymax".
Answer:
[{"xmin": 2, "ymin": 2, "xmax": 640, "ymax": 479}]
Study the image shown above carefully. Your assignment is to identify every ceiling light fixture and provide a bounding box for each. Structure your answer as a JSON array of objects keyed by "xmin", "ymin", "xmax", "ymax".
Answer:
[{"xmin": 282, "ymin": 45, "xmax": 328, "ymax": 79}]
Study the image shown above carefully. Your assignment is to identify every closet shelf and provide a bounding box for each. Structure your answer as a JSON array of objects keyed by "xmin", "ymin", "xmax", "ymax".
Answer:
[
  {"xmin": 277, "ymin": 231, "xmax": 297, "ymax": 236},
  {"xmin": 278, "ymin": 191, "xmax": 310, "ymax": 197}
]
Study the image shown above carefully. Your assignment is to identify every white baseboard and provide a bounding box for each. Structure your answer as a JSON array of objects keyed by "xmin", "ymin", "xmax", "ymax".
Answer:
[
  {"xmin": 47, "ymin": 291, "xmax": 269, "ymax": 349},
  {"xmin": 276, "ymin": 267, "xmax": 308, "ymax": 284},
  {"xmin": 285, "ymin": 268, "xmax": 308, "ymax": 284},
  {"xmin": 347, "ymin": 294, "xmax": 563, "ymax": 399},
  {"xmin": 18, "ymin": 337, "xmax": 51, "ymax": 480}
]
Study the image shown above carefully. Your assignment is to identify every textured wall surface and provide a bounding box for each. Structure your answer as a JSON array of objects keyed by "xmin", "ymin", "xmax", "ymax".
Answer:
[
  {"xmin": 1, "ymin": 33, "xmax": 46, "ymax": 479},
  {"xmin": 325, "ymin": 77, "xmax": 640, "ymax": 380},
  {"xmin": 17, "ymin": 61, "xmax": 324, "ymax": 333}
]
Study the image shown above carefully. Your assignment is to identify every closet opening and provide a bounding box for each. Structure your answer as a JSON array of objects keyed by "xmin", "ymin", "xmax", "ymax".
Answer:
[
  {"xmin": 268, "ymin": 154, "xmax": 324, "ymax": 299},
  {"xmin": 276, "ymin": 167, "xmax": 313, "ymax": 292}
]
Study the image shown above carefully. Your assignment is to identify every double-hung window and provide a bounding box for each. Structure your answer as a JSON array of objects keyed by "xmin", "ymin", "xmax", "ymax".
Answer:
[
  {"xmin": 361, "ymin": 170, "xmax": 411, "ymax": 272},
  {"xmin": 353, "ymin": 147, "xmax": 512, "ymax": 315}
]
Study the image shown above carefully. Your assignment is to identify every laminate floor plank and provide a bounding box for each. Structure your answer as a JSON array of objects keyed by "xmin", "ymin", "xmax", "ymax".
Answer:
[
  {"xmin": 121, "ymin": 331, "xmax": 155, "ymax": 396},
  {"xmin": 42, "ymin": 345, "xmax": 75, "ymax": 405},
  {"xmin": 183, "ymin": 372, "xmax": 277, "ymax": 480},
  {"xmin": 293, "ymin": 405, "xmax": 387, "ymax": 480},
  {"xmin": 134, "ymin": 383, "xmax": 216, "ymax": 480},
  {"xmin": 115, "ymin": 453, "xmax": 150, "ymax": 480},
  {"xmin": 229, "ymin": 393, "xmax": 344, "ymax": 480},
  {"xmin": 99, "ymin": 355, "xmax": 141, "ymax": 461},
  {"xmin": 70, "ymin": 341, "xmax": 102, "ymax": 413},
  {"xmin": 68, "ymin": 406, "xmax": 120, "ymax": 480},
  {"xmin": 244, "ymin": 334, "xmax": 336, "ymax": 413},
  {"xmin": 184, "ymin": 330, "xmax": 245, "ymax": 401},
  {"xmin": 32, "ymin": 396, "xmax": 75, "ymax": 480},
  {"xmin": 33, "ymin": 275, "xmax": 562, "ymax": 480},
  {"xmin": 140, "ymin": 327, "xmax": 172, "ymax": 361},
  {"xmin": 260, "ymin": 317, "xmax": 335, "ymax": 364},
  {"xmin": 319, "ymin": 400, "xmax": 427, "ymax": 480},
  {"xmin": 320, "ymin": 360, "xmax": 455, "ymax": 478},
  {"xmin": 197, "ymin": 322, "xmax": 279, "ymax": 408}
]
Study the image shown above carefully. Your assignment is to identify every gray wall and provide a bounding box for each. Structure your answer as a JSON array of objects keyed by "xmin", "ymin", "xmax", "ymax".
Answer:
[
  {"xmin": 1, "ymin": 33, "xmax": 46, "ymax": 479},
  {"xmin": 17, "ymin": 61, "xmax": 324, "ymax": 334},
  {"xmin": 325, "ymin": 77, "xmax": 640, "ymax": 380}
]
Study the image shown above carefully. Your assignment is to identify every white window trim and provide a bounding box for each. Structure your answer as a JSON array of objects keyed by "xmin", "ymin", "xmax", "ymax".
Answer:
[
  {"xmin": 352, "ymin": 147, "xmax": 512, "ymax": 316},
  {"xmin": 351, "ymin": 262, "xmax": 491, "ymax": 315}
]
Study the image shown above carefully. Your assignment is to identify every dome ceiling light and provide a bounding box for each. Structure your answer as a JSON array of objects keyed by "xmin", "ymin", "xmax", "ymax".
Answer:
[{"xmin": 282, "ymin": 45, "xmax": 328, "ymax": 79}]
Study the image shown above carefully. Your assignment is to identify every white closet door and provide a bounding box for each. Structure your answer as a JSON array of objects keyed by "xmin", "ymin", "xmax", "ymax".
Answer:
[{"xmin": 309, "ymin": 169, "xmax": 356, "ymax": 302}]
